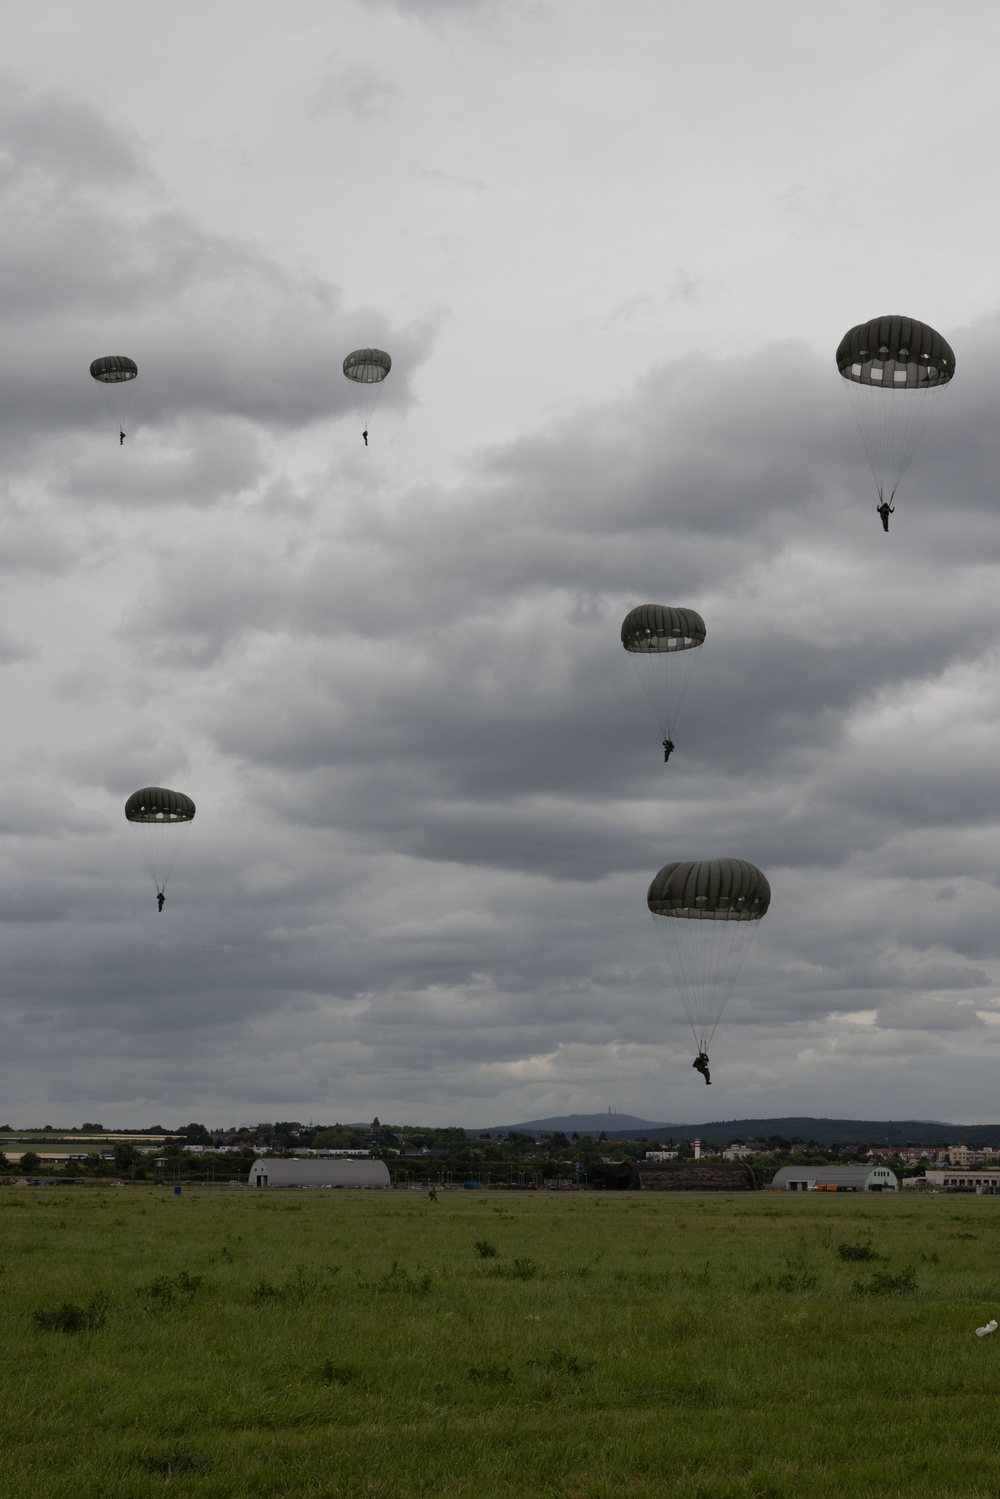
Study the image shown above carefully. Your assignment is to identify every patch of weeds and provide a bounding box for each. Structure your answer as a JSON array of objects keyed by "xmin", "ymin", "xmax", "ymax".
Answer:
[
  {"xmin": 484, "ymin": 1256, "xmax": 537, "ymax": 1281},
  {"xmin": 137, "ymin": 1270, "xmax": 204, "ymax": 1311},
  {"xmin": 948, "ymin": 1232, "xmax": 978, "ymax": 1240},
  {"xmin": 753, "ymin": 1268, "xmax": 818, "ymax": 1292},
  {"xmin": 286, "ymin": 1265, "xmax": 318, "ymax": 1302},
  {"xmin": 473, "ymin": 1239, "xmax": 498, "ymax": 1258},
  {"xmin": 220, "ymin": 1245, "xmax": 233, "ymax": 1262},
  {"xmin": 467, "ymin": 1363, "xmax": 513, "ymax": 1385},
  {"xmin": 920, "ymin": 1251, "xmax": 940, "ymax": 1263},
  {"xmin": 853, "ymin": 1266, "xmax": 917, "ymax": 1296},
  {"xmin": 837, "ymin": 1239, "xmax": 884, "ymax": 1262},
  {"xmin": 34, "ymin": 1290, "xmax": 111, "ymax": 1333},
  {"xmin": 251, "ymin": 1279, "xmax": 288, "ymax": 1303},
  {"xmin": 574, "ymin": 1266, "xmax": 591, "ymax": 1278},
  {"xmin": 251, "ymin": 1265, "xmax": 318, "ymax": 1304},
  {"xmin": 616, "ymin": 1269, "xmax": 671, "ymax": 1290},
  {"xmin": 317, "ymin": 1360, "xmax": 363, "ymax": 1386},
  {"xmin": 133, "ymin": 1444, "xmax": 211, "ymax": 1478},
  {"xmin": 360, "ymin": 1261, "xmax": 432, "ymax": 1295},
  {"xmin": 776, "ymin": 1270, "xmax": 818, "ymax": 1291},
  {"xmin": 527, "ymin": 1348, "xmax": 595, "ymax": 1377},
  {"xmin": 678, "ymin": 1264, "xmax": 712, "ymax": 1287}
]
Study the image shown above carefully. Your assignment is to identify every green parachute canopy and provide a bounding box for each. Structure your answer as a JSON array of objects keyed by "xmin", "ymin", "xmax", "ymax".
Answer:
[
  {"xmin": 647, "ymin": 859, "xmax": 770, "ymax": 1053},
  {"xmin": 90, "ymin": 354, "xmax": 138, "ymax": 436},
  {"xmin": 124, "ymin": 788, "xmax": 196, "ymax": 823},
  {"xmin": 836, "ymin": 316, "xmax": 954, "ymax": 508},
  {"xmin": 90, "ymin": 355, "xmax": 138, "ymax": 384},
  {"xmin": 124, "ymin": 787, "xmax": 195, "ymax": 897},
  {"xmin": 343, "ymin": 348, "xmax": 391, "ymax": 384},
  {"xmin": 648, "ymin": 859, "xmax": 770, "ymax": 919},
  {"xmin": 621, "ymin": 605, "xmax": 706, "ymax": 756},
  {"xmin": 343, "ymin": 347, "xmax": 391, "ymax": 432}
]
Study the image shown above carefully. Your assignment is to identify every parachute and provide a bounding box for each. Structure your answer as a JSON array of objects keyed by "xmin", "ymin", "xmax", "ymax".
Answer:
[
  {"xmin": 836, "ymin": 316, "xmax": 954, "ymax": 512},
  {"xmin": 90, "ymin": 355, "xmax": 138, "ymax": 440},
  {"xmin": 647, "ymin": 859, "xmax": 769, "ymax": 1055},
  {"xmin": 343, "ymin": 348, "xmax": 391, "ymax": 437},
  {"xmin": 124, "ymin": 787, "xmax": 195, "ymax": 902},
  {"xmin": 621, "ymin": 605, "xmax": 706, "ymax": 761}
]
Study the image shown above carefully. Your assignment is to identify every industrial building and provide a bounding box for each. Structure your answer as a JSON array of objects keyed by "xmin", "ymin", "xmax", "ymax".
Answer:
[
  {"xmin": 916, "ymin": 1169, "xmax": 1000, "ymax": 1193},
  {"xmin": 597, "ymin": 1159, "xmax": 757, "ymax": 1190},
  {"xmin": 771, "ymin": 1164, "xmax": 898, "ymax": 1192},
  {"xmin": 248, "ymin": 1158, "xmax": 390, "ymax": 1189}
]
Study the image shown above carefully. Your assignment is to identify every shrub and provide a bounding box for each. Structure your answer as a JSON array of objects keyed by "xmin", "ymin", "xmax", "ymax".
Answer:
[
  {"xmin": 775, "ymin": 1270, "xmax": 818, "ymax": 1292},
  {"xmin": 854, "ymin": 1266, "xmax": 917, "ymax": 1296},
  {"xmin": 360, "ymin": 1261, "xmax": 432, "ymax": 1295},
  {"xmin": 251, "ymin": 1279, "xmax": 287, "ymax": 1303},
  {"xmin": 484, "ymin": 1256, "xmax": 537, "ymax": 1281},
  {"xmin": 473, "ymin": 1239, "xmax": 498, "ymax": 1258},
  {"xmin": 467, "ymin": 1363, "xmax": 512, "ymax": 1384},
  {"xmin": 250, "ymin": 1266, "xmax": 317, "ymax": 1304},
  {"xmin": 837, "ymin": 1239, "xmax": 882, "ymax": 1262},
  {"xmin": 34, "ymin": 1290, "xmax": 110, "ymax": 1333},
  {"xmin": 137, "ymin": 1271, "xmax": 204, "ymax": 1311}
]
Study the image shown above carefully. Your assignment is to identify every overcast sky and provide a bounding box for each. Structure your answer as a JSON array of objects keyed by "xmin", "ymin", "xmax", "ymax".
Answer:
[{"xmin": 1, "ymin": 1, "xmax": 999, "ymax": 1129}]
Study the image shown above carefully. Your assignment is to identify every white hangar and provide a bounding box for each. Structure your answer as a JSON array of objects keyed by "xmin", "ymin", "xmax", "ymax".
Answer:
[
  {"xmin": 249, "ymin": 1158, "xmax": 390, "ymax": 1189},
  {"xmin": 771, "ymin": 1164, "xmax": 898, "ymax": 1192}
]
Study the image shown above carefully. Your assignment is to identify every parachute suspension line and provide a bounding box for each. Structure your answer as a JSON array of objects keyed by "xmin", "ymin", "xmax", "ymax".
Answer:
[
  {"xmin": 131, "ymin": 819, "xmax": 190, "ymax": 894},
  {"xmin": 627, "ymin": 643, "xmax": 701, "ymax": 743},
  {"xmin": 652, "ymin": 914, "xmax": 762, "ymax": 1053},
  {"xmin": 99, "ymin": 378, "xmax": 135, "ymax": 437},
  {"xmin": 842, "ymin": 381, "xmax": 939, "ymax": 505},
  {"xmin": 883, "ymin": 384, "xmax": 944, "ymax": 500}
]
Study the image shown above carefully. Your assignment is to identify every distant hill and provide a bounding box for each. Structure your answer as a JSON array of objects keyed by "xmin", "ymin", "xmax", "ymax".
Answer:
[
  {"xmin": 476, "ymin": 1115, "xmax": 1000, "ymax": 1147},
  {"xmin": 481, "ymin": 1113, "xmax": 667, "ymax": 1136}
]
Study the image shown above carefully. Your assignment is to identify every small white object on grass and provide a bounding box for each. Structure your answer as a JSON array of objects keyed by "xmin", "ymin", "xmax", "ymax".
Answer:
[{"xmin": 975, "ymin": 1319, "xmax": 998, "ymax": 1337}]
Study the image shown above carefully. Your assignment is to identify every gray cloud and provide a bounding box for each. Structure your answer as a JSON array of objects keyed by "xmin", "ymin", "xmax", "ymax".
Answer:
[
  {"xmin": 0, "ymin": 26, "xmax": 999, "ymax": 1128},
  {"xmin": 0, "ymin": 95, "xmax": 431, "ymax": 451}
]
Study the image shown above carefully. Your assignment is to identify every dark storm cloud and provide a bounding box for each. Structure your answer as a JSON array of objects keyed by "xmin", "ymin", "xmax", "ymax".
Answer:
[
  {"xmin": 109, "ymin": 305, "xmax": 996, "ymax": 1106},
  {"xmin": 118, "ymin": 315, "xmax": 1000, "ymax": 904}
]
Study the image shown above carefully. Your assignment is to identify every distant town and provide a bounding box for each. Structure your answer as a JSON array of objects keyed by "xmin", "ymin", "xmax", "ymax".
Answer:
[{"xmin": 1, "ymin": 1116, "xmax": 999, "ymax": 1191}]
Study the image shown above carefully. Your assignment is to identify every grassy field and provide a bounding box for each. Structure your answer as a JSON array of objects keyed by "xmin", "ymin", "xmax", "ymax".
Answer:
[{"xmin": 3, "ymin": 1185, "xmax": 1000, "ymax": 1498}]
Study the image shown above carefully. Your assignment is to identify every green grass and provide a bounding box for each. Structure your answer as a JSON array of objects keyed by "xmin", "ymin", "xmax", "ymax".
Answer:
[{"xmin": 2, "ymin": 1186, "xmax": 1000, "ymax": 1496}]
